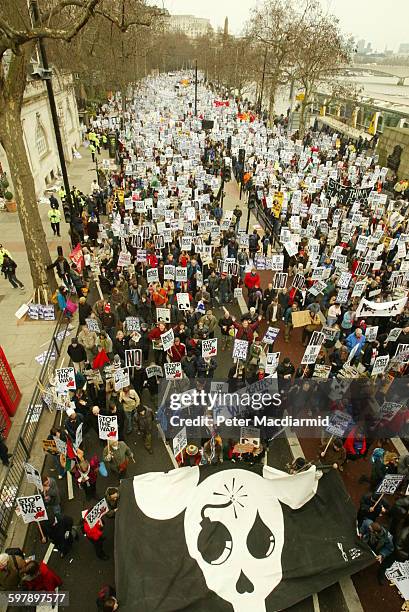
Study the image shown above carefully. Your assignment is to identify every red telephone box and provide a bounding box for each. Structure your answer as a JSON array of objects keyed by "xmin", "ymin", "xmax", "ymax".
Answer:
[
  {"xmin": 0, "ymin": 397, "xmax": 11, "ymax": 438},
  {"xmin": 0, "ymin": 347, "xmax": 21, "ymax": 416}
]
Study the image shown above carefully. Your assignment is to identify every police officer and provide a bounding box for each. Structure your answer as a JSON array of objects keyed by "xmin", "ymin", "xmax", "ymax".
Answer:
[{"xmin": 48, "ymin": 204, "xmax": 62, "ymax": 237}]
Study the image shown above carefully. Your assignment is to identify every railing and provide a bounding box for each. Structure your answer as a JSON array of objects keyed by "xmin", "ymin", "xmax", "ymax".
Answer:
[{"xmin": 0, "ymin": 312, "xmax": 71, "ymax": 545}]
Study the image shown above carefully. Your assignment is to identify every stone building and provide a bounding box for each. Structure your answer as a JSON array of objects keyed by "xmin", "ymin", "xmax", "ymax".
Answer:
[
  {"xmin": 166, "ymin": 14, "xmax": 212, "ymax": 38},
  {"xmin": 0, "ymin": 70, "xmax": 82, "ymax": 197}
]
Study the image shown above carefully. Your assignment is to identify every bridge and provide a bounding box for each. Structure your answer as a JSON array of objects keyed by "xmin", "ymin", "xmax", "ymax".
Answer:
[{"xmin": 346, "ymin": 63, "xmax": 409, "ymax": 85}]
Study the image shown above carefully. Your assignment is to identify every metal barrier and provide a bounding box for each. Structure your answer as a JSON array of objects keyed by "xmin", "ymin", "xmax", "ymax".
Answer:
[{"xmin": 0, "ymin": 313, "xmax": 70, "ymax": 544}]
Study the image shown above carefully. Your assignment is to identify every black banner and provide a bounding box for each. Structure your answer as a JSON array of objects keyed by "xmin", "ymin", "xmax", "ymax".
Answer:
[
  {"xmin": 116, "ymin": 465, "xmax": 373, "ymax": 611},
  {"xmin": 326, "ymin": 179, "xmax": 372, "ymax": 205}
]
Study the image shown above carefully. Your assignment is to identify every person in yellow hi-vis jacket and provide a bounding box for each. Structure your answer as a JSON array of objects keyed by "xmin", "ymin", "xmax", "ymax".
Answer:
[{"xmin": 48, "ymin": 205, "xmax": 62, "ymax": 237}]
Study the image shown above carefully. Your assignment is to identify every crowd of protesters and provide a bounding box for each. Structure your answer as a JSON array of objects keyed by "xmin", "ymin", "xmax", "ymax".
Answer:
[{"xmin": 1, "ymin": 71, "xmax": 409, "ymax": 609}]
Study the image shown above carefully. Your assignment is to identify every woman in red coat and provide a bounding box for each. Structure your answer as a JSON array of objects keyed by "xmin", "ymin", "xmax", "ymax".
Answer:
[
  {"xmin": 84, "ymin": 510, "xmax": 109, "ymax": 560},
  {"xmin": 344, "ymin": 426, "xmax": 367, "ymax": 460},
  {"xmin": 21, "ymin": 560, "xmax": 62, "ymax": 591}
]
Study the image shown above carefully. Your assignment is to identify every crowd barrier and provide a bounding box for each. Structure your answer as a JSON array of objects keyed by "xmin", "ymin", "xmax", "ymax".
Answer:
[{"xmin": 0, "ymin": 313, "xmax": 71, "ymax": 546}]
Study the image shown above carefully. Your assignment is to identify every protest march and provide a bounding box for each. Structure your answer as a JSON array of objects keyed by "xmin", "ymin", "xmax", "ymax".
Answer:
[{"xmin": 2, "ymin": 61, "xmax": 409, "ymax": 612}]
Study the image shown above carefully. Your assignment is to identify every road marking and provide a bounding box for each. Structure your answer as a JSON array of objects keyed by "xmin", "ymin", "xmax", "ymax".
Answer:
[
  {"xmin": 43, "ymin": 542, "xmax": 54, "ymax": 565},
  {"xmin": 284, "ymin": 426, "xmax": 363, "ymax": 612}
]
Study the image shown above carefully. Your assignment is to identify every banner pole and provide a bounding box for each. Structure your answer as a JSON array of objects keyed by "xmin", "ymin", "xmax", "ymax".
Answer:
[{"xmin": 321, "ymin": 435, "xmax": 334, "ymax": 457}]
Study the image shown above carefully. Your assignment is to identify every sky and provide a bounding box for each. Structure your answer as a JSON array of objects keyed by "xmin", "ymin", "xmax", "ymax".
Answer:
[{"xmin": 160, "ymin": 0, "xmax": 409, "ymax": 52}]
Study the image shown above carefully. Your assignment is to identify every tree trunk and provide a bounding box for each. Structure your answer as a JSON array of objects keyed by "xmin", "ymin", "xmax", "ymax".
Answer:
[
  {"xmin": 0, "ymin": 107, "xmax": 57, "ymax": 293},
  {"xmin": 268, "ymin": 82, "xmax": 277, "ymax": 126}
]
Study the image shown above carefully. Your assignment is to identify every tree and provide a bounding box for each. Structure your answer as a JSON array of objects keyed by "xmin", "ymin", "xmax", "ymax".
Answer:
[
  {"xmin": 292, "ymin": 1, "xmax": 352, "ymax": 137},
  {"xmin": 246, "ymin": 0, "xmax": 305, "ymax": 123},
  {"xmin": 0, "ymin": 0, "xmax": 161, "ymax": 293}
]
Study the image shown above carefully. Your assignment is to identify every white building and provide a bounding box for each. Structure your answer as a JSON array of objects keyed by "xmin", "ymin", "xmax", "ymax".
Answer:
[
  {"xmin": 167, "ymin": 14, "xmax": 212, "ymax": 38},
  {"xmin": 0, "ymin": 70, "xmax": 82, "ymax": 197}
]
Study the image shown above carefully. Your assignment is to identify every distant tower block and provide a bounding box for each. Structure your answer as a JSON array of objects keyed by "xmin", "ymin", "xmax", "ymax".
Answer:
[{"xmin": 224, "ymin": 17, "xmax": 228, "ymax": 37}]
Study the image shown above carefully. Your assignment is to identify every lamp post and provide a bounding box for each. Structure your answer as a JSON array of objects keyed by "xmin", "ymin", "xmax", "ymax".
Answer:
[
  {"xmin": 29, "ymin": 0, "xmax": 75, "ymax": 228},
  {"xmin": 194, "ymin": 59, "xmax": 198, "ymax": 116}
]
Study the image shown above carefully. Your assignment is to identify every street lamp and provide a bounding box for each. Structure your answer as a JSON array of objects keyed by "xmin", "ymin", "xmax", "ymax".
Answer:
[
  {"xmin": 194, "ymin": 59, "xmax": 198, "ymax": 116},
  {"xmin": 28, "ymin": 0, "xmax": 75, "ymax": 232}
]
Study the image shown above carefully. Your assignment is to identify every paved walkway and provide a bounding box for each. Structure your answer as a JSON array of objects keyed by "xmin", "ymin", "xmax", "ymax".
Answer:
[{"xmin": 0, "ymin": 147, "xmax": 108, "ymax": 461}]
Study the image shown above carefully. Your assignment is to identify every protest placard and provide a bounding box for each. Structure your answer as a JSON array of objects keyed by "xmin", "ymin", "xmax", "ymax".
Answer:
[
  {"xmin": 233, "ymin": 339, "xmax": 249, "ymax": 360},
  {"xmin": 153, "ymin": 234, "xmax": 165, "ymax": 250},
  {"xmin": 164, "ymin": 265, "xmax": 175, "ymax": 280},
  {"xmin": 98, "ymin": 415, "xmax": 118, "ymax": 441},
  {"xmin": 147, "ymin": 267, "xmax": 159, "ymax": 284},
  {"xmin": 265, "ymin": 352, "xmax": 280, "ymax": 375},
  {"xmin": 86, "ymin": 318, "xmax": 100, "ymax": 332},
  {"xmin": 161, "ymin": 328, "xmax": 174, "ymax": 351},
  {"xmin": 263, "ymin": 327, "xmax": 279, "ymax": 345},
  {"xmin": 156, "ymin": 308, "xmax": 170, "ymax": 323},
  {"xmin": 164, "ymin": 362, "xmax": 183, "ymax": 380},
  {"xmin": 376, "ymin": 474, "xmax": 404, "ymax": 495},
  {"xmin": 273, "ymin": 272, "xmax": 288, "ymax": 289},
  {"xmin": 175, "ymin": 267, "xmax": 187, "ymax": 282},
  {"xmin": 240, "ymin": 427, "xmax": 260, "ymax": 448},
  {"xmin": 379, "ymin": 401, "xmax": 402, "ymax": 421},
  {"xmin": 176, "ymin": 293, "xmax": 190, "ymax": 310},
  {"xmin": 301, "ymin": 345, "xmax": 321, "ymax": 365},
  {"xmin": 386, "ymin": 328, "xmax": 402, "ymax": 343},
  {"xmin": 312, "ymin": 364, "xmax": 331, "ymax": 378},
  {"xmin": 325, "ymin": 411, "xmax": 353, "ymax": 437},
  {"xmin": 309, "ymin": 331, "xmax": 325, "ymax": 347},
  {"xmin": 146, "ymin": 365, "xmax": 163, "ymax": 378},
  {"xmin": 291, "ymin": 273, "xmax": 305, "ymax": 290},
  {"xmin": 365, "ymin": 326, "xmax": 378, "ymax": 342},
  {"xmin": 55, "ymin": 367, "xmax": 76, "ymax": 394},
  {"xmin": 202, "ymin": 338, "xmax": 218, "ymax": 358},
  {"xmin": 125, "ymin": 349, "xmax": 142, "ymax": 369},
  {"xmin": 16, "ymin": 495, "xmax": 47, "ymax": 523},
  {"xmin": 117, "ymin": 251, "xmax": 131, "ymax": 267},
  {"xmin": 85, "ymin": 498, "xmax": 110, "ymax": 529},
  {"xmin": 291, "ymin": 310, "xmax": 311, "ymax": 328},
  {"xmin": 23, "ymin": 463, "xmax": 42, "ymax": 490},
  {"xmin": 173, "ymin": 427, "xmax": 187, "ymax": 458},
  {"xmin": 125, "ymin": 317, "xmax": 140, "ymax": 332},
  {"xmin": 42, "ymin": 439, "xmax": 57, "ymax": 453},
  {"xmin": 371, "ymin": 355, "xmax": 390, "ymax": 376},
  {"xmin": 114, "ymin": 368, "xmax": 130, "ymax": 391}
]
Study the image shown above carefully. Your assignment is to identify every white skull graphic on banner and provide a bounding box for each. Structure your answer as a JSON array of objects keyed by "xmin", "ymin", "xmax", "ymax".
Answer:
[{"xmin": 133, "ymin": 466, "xmax": 319, "ymax": 612}]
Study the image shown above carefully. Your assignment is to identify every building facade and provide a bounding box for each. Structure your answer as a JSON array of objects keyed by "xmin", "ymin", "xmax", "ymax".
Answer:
[
  {"xmin": 166, "ymin": 14, "xmax": 212, "ymax": 38},
  {"xmin": 0, "ymin": 70, "xmax": 82, "ymax": 197}
]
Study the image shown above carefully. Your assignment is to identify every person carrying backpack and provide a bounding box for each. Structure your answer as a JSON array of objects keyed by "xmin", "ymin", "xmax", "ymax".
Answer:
[{"xmin": 1, "ymin": 255, "xmax": 24, "ymax": 289}]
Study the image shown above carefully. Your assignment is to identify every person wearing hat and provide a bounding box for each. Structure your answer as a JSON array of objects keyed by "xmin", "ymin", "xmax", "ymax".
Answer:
[
  {"xmin": 64, "ymin": 408, "xmax": 84, "ymax": 443},
  {"xmin": 74, "ymin": 458, "xmax": 99, "ymax": 501},
  {"xmin": 103, "ymin": 439, "xmax": 134, "ymax": 476},
  {"xmin": 67, "ymin": 338, "xmax": 87, "ymax": 373},
  {"xmin": 135, "ymin": 405, "xmax": 154, "ymax": 454},
  {"xmin": 0, "ymin": 551, "xmax": 25, "ymax": 590},
  {"xmin": 180, "ymin": 444, "xmax": 201, "ymax": 467}
]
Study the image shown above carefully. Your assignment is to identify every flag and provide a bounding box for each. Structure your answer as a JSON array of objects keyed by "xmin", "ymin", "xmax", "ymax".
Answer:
[{"xmin": 116, "ymin": 464, "xmax": 373, "ymax": 611}]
